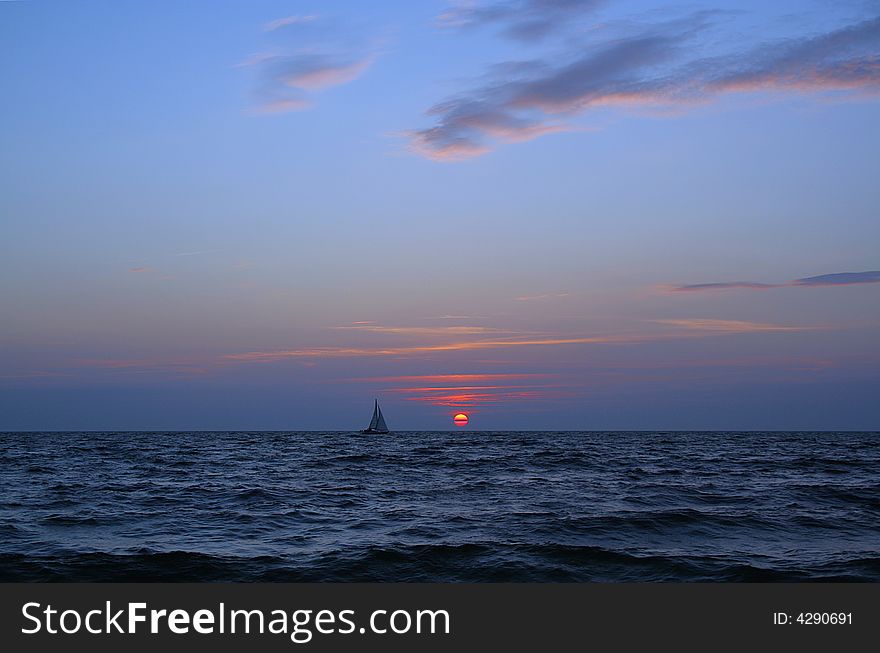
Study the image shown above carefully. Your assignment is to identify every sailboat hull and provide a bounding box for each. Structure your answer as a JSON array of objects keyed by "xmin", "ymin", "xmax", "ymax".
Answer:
[{"xmin": 360, "ymin": 428, "xmax": 389, "ymax": 434}]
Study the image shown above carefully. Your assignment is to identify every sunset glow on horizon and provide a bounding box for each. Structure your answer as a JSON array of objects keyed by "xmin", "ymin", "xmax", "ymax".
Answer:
[{"xmin": 1, "ymin": 0, "xmax": 878, "ymax": 430}]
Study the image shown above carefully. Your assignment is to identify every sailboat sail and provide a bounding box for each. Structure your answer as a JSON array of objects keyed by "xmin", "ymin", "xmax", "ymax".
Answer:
[
  {"xmin": 368, "ymin": 400, "xmax": 380, "ymax": 430},
  {"xmin": 374, "ymin": 404, "xmax": 388, "ymax": 432},
  {"xmin": 362, "ymin": 399, "xmax": 390, "ymax": 433}
]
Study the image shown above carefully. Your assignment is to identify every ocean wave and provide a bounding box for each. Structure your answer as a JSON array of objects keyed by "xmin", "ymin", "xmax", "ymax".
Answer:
[
  {"xmin": 1, "ymin": 430, "xmax": 878, "ymax": 582},
  {"xmin": 2, "ymin": 545, "xmax": 878, "ymax": 582}
]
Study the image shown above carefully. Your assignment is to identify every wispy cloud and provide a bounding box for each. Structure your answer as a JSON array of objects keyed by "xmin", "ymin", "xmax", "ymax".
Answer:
[
  {"xmin": 666, "ymin": 281, "xmax": 776, "ymax": 292},
  {"xmin": 270, "ymin": 53, "xmax": 374, "ymax": 91},
  {"xmin": 395, "ymin": 388, "xmax": 559, "ymax": 407},
  {"xmin": 706, "ymin": 18, "xmax": 880, "ymax": 94},
  {"xmin": 388, "ymin": 380, "xmax": 564, "ymax": 408},
  {"xmin": 246, "ymin": 16, "xmax": 378, "ymax": 113},
  {"xmin": 367, "ymin": 368, "xmax": 566, "ymax": 408},
  {"xmin": 251, "ymin": 53, "xmax": 375, "ymax": 113},
  {"xmin": 652, "ymin": 319, "xmax": 813, "ymax": 333},
  {"xmin": 792, "ymin": 271, "xmax": 880, "ymax": 287},
  {"xmin": 222, "ymin": 335, "xmax": 647, "ymax": 362},
  {"xmin": 353, "ymin": 373, "xmax": 552, "ymax": 383},
  {"xmin": 593, "ymin": 356, "xmax": 836, "ymax": 373},
  {"xmin": 330, "ymin": 325, "xmax": 504, "ymax": 336},
  {"xmin": 668, "ymin": 270, "xmax": 880, "ymax": 292},
  {"xmin": 128, "ymin": 266, "xmax": 151, "ymax": 273},
  {"xmin": 256, "ymin": 97, "xmax": 314, "ymax": 113},
  {"xmin": 514, "ymin": 292, "xmax": 570, "ymax": 301},
  {"xmin": 410, "ymin": 12, "xmax": 880, "ymax": 159},
  {"xmin": 175, "ymin": 249, "xmax": 224, "ymax": 257},
  {"xmin": 264, "ymin": 15, "xmax": 317, "ymax": 32},
  {"xmin": 0, "ymin": 371, "xmax": 72, "ymax": 380},
  {"xmin": 73, "ymin": 358, "xmax": 210, "ymax": 377},
  {"xmin": 438, "ymin": 0, "xmax": 606, "ymax": 42},
  {"xmin": 223, "ymin": 318, "xmax": 811, "ymax": 363},
  {"xmin": 10, "ymin": 323, "xmax": 826, "ymax": 392}
]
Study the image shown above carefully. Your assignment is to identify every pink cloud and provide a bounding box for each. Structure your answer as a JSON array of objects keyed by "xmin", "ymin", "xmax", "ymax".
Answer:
[{"xmin": 409, "ymin": 14, "xmax": 880, "ymax": 159}]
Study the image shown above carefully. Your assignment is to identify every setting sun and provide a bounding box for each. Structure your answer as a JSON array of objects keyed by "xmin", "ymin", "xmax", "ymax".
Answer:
[{"xmin": 453, "ymin": 413, "xmax": 469, "ymax": 427}]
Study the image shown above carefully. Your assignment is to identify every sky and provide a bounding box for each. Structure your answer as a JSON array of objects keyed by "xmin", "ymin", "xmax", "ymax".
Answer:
[{"xmin": 1, "ymin": 0, "xmax": 878, "ymax": 430}]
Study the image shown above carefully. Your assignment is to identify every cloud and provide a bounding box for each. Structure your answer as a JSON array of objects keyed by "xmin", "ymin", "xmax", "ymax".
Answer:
[
  {"xmin": 707, "ymin": 18, "xmax": 880, "ymax": 94},
  {"xmin": 256, "ymin": 97, "xmax": 314, "ymax": 114},
  {"xmin": 668, "ymin": 270, "xmax": 880, "ymax": 292},
  {"xmin": 353, "ymin": 373, "xmax": 552, "ymax": 383},
  {"xmin": 514, "ymin": 292, "xmax": 570, "ymax": 301},
  {"xmin": 252, "ymin": 53, "xmax": 375, "ymax": 113},
  {"xmin": 246, "ymin": 17, "xmax": 377, "ymax": 113},
  {"xmin": 330, "ymin": 325, "xmax": 504, "ymax": 336},
  {"xmin": 410, "ymin": 14, "xmax": 880, "ymax": 159},
  {"xmin": 264, "ymin": 15, "xmax": 317, "ymax": 32},
  {"xmin": 223, "ymin": 318, "xmax": 812, "ymax": 363},
  {"xmin": 175, "ymin": 249, "xmax": 224, "ymax": 257},
  {"xmin": 406, "ymin": 95, "xmax": 572, "ymax": 160},
  {"xmin": 667, "ymin": 282, "xmax": 776, "ymax": 292},
  {"xmin": 0, "ymin": 371, "xmax": 72, "ymax": 380},
  {"xmin": 792, "ymin": 271, "xmax": 880, "ymax": 287},
  {"xmin": 75, "ymin": 359, "xmax": 158, "ymax": 369},
  {"xmin": 438, "ymin": 0, "xmax": 606, "ymax": 42},
  {"xmin": 594, "ymin": 356, "xmax": 835, "ymax": 372},
  {"xmin": 69, "ymin": 358, "xmax": 211, "ymax": 379},
  {"xmin": 392, "ymin": 384, "xmax": 548, "ymax": 392},
  {"xmin": 223, "ymin": 335, "xmax": 649, "ymax": 362},
  {"xmin": 268, "ymin": 53, "xmax": 374, "ymax": 91},
  {"xmin": 652, "ymin": 319, "xmax": 812, "ymax": 333},
  {"xmin": 394, "ymin": 388, "xmax": 557, "ymax": 407},
  {"xmin": 372, "ymin": 369, "xmax": 565, "ymax": 408},
  {"xmin": 128, "ymin": 266, "xmax": 151, "ymax": 273}
]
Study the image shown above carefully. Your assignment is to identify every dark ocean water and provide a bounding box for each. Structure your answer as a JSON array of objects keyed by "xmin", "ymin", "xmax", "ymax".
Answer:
[{"xmin": 1, "ymin": 431, "xmax": 879, "ymax": 582}]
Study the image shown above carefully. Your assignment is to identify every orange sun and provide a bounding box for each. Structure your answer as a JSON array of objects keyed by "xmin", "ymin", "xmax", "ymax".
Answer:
[{"xmin": 453, "ymin": 413, "xmax": 469, "ymax": 427}]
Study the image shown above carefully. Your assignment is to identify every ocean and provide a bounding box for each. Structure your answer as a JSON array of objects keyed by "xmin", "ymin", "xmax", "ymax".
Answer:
[{"xmin": 1, "ymin": 431, "xmax": 878, "ymax": 582}]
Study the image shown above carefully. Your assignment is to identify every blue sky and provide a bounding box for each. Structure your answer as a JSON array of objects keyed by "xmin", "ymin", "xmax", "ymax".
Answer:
[{"xmin": 1, "ymin": 0, "xmax": 878, "ymax": 430}]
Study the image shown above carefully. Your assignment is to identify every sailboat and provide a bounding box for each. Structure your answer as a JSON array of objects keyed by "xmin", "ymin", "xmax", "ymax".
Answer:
[{"xmin": 361, "ymin": 399, "xmax": 390, "ymax": 434}]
